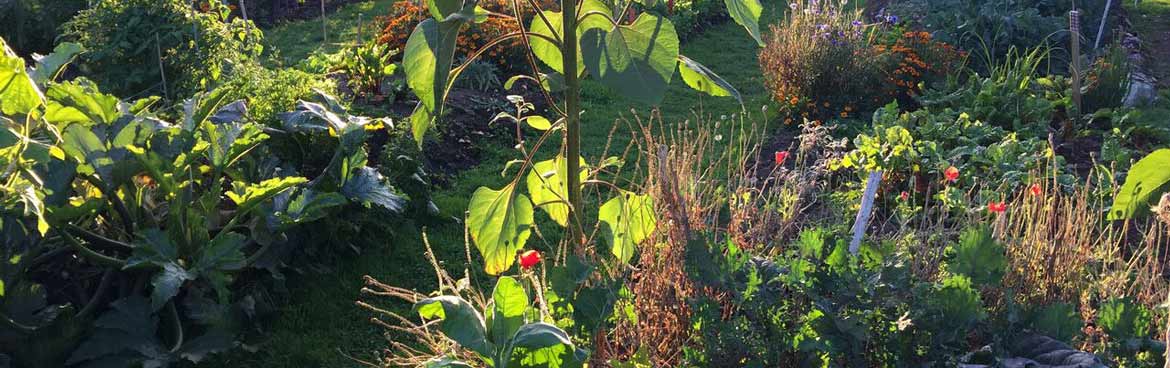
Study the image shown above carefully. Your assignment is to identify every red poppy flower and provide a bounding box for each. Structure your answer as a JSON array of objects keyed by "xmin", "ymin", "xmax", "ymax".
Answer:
[
  {"xmin": 1029, "ymin": 183, "xmax": 1042, "ymax": 196},
  {"xmin": 775, "ymin": 151, "xmax": 790, "ymax": 166},
  {"xmin": 987, "ymin": 201, "xmax": 1007, "ymax": 213},
  {"xmin": 519, "ymin": 250, "xmax": 541, "ymax": 270},
  {"xmin": 899, "ymin": 191, "xmax": 910, "ymax": 201},
  {"xmin": 944, "ymin": 166, "xmax": 960, "ymax": 183}
]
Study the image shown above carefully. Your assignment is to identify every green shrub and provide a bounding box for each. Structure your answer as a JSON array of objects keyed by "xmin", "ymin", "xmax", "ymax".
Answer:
[
  {"xmin": 62, "ymin": 0, "xmax": 262, "ymax": 98},
  {"xmin": 215, "ymin": 62, "xmax": 336, "ymax": 128},
  {"xmin": 758, "ymin": 0, "xmax": 885, "ymax": 122},
  {"xmin": 0, "ymin": 0, "xmax": 86, "ymax": 56}
]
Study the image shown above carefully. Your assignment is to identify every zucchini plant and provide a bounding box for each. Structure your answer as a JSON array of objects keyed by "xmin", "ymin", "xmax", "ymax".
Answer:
[{"xmin": 0, "ymin": 37, "xmax": 404, "ymax": 366}]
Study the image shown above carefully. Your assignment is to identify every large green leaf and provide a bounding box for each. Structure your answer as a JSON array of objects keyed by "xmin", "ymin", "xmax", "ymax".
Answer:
[
  {"xmin": 59, "ymin": 123, "xmax": 113, "ymax": 179},
  {"xmin": 724, "ymin": 0, "xmax": 764, "ymax": 46},
  {"xmin": 415, "ymin": 295, "xmax": 493, "ymax": 357},
  {"xmin": 599, "ymin": 191, "xmax": 656, "ymax": 264},
  {"xmin": 527, "ymin": 0, "xmax": 613, "ymax": 76},
  {"xmin": 581, "ymin": 13, "xmax": 679, "ymax": 105},
  {"xmin": 1109, "ymin": 149, "xmax": 1170, "ymax": 220},
  {"xmin": 341, "ymin": 167, "xmax": 406, "ymax": 213},
  {"xmin": 31, "ymin": 42, "xmax": 84, "ymax": 85},
  {"xmin": 490, "ymin": 276, "xmax": 528, "ymax": 345},
  {"xmin": 404, "ymin": 16, "xmax": 465, "ymax": 145},
  {"xmin": 677, "ymin": 55, "xmax": 741, "ymax": 103},
  {"xmin": 150, "ymin": 262, "xmax": 195, "ymax": 311},
  {"xmin": 194, "ymin": 232, "xmax": 246, "ymax": 274},
  {"xmin": 506, "ymin": 322, "xmax": 585, "ymax": 368},
  {"xmin": 200, "ymin": 121, "xmax": 268, "ymax": 169},
  {"xmin": 525, "ymin": 155, "xmax": 587, "ymax": 227},
  {"xmin": 0, "ymin": 49, "xmax": 43, "ymax": 116},
  {"xmin": 67, "ymin": 296, "xmax": 171, "ymax": 367},
  {"xmin": 467, "ymin": 183, "xmax": 534, "ymax": 275}
]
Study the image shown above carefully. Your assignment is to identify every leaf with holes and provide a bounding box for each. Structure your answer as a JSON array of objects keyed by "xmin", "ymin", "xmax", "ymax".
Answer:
[
  {"xmin": 526, "ymin": 155, "xmax": 587, "ymax": 227},
  {"xmin": 468, "ymin": 183, "xmax": 534, "ymax": 275},
  {"xmin": 1109, "ymin": 149, "xmax": 1170, "ymax": 220},
  {"xmin": 599, "ymin": 191, "xmax": 656, "ymax": 264}
]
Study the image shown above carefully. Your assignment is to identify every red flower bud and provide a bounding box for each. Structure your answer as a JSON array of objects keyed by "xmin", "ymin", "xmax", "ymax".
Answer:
[
  {"xmin": 987, "ymin": 201, "xmax": 1007, "ymax": 214},
  {"xmin": 519, "ymin": 250, "xmax": 541, "ymax": 270},
  {"xmin": 775, "ymin": 151, "xmax": 790, "ymax": 166},
  {"xmin": 899, "ymin": 191, "xmax": 910, "ymax": 201},
  {"xmin": 944, "ymin": 166, "xmax": 960, "ymax": 183},
  {"xmin": 1029, "ymin": 183, "xmax": 1042, "ymax": 196}
]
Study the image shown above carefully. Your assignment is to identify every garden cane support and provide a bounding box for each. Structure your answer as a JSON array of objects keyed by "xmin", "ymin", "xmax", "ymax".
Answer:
[{"xmin": 850, "ymin": 171, "xmax": 883, "ymax": 255}]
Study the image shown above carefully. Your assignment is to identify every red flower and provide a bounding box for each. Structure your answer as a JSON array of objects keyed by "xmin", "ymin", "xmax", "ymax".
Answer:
[
  {"xmin": 775, "ymin": 151, "xmax": 790, "ymax": 166},
  {"xmin": 944, "ymin": 166, "xmax": 960, "ymax": 183},
  {"xmin": 987, "ymin": 201, "xmax": 1007, "ymax": 213},
  {"xmin": 519, "ymin": 250, "xmax": 541, "ymax": 270},
  {"xmin": 899, "ymin": 191, "xmax": 910, "ymax": 201},
  {"xmin": 1029, "ymin": 183, "xmax": 1042, "ymax": 196}
]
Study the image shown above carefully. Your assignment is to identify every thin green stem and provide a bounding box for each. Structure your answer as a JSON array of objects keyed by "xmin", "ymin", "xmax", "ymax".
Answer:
[{"xmin": 60, "ymin": 230, "xmax": 127, "ymax": 268}]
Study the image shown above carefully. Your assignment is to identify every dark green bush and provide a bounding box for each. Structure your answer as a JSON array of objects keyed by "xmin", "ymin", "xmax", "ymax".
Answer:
[
  {"xmin": 0, "ymin": 0, "xmax": 86, "ymax": 56},
  {"xmin": 62, "ymin": 0, "xmax": 262, "ymax": 98}
]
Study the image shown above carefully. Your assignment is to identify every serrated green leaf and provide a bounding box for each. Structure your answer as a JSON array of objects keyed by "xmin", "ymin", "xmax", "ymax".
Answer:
[
  {"xmin": 1099, "ymin": 298, "xmax": 1151, "ymax": 341},
  {"xmin": 150, "ymin": 262, "xmax": 194, "ymax": 311},
  {"xmin": 195, "ymin": 232, "xmax": 246, "ymax": 274},
  {"xmin": 226, "ymin": 176, "xmax": 308, "ymax": 212},
  {"xmin": 468, "ymin": 183, "xmax": 534, "ymax": 275},
  {"xmin": 1109, "ymin": 149, "xmax": 1170, "ymax": 220},
  {"xmin": 581, "ymin": 13, "xmax": 679, "ymax": 105},
  {"xmin": 945, "ymin": 226, "xmax": 1006, "ymax": 285},
  {"xmin": 677, "ymin": 55, "xmax": 741, "ymax": 103},
  {"xmin": 599, "ymin": 191, "xmax": 656, "ymax": 264},
  {"xmin": 341, "ymin": 167, "xmax": 405, "ymax": 213}
]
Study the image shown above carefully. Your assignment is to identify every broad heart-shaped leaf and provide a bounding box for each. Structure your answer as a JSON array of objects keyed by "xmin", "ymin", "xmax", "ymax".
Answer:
[
  {"xmin": 581, "ymin": 13, "xmax": 679, "ymax": 105},
  {"xmin": 677, "ymin": 55, "xmax": 742, "ymax": 103},
  {"xmin": 31, "ymin": 42, "xmax": 84, "ymax": 85},
  {"xmin": 599, "ymin": 191, "xmax": 656, "ymax": 264},
  {"xmin": 528, "ymin": 0, "xmax": 613, "ymax": 76},
  {"xmin": 725, "ymin": 0, "xmax": 764, "ymax": 46},
  {"xmin": 0, "ymin": 45, "xmax": 43, "ymax": 116},
  {"xmin": 490, "ymin": 276, "xmax": 528, "ymax": 345},
  {"xmin": 468, "ymin": 183, "xmax": 534, "ymax": 275},
  {"xmin": 415, "ymin": 295, "xmax": 494, "ymax": 357},
  {"xmin": 1109, "ymin": 149, "xmax": 1170, "ymax": 220},
  {"xmin": 404, "ymin": 13, "xmax": 467, "ymax": 118},
  {"xmin": 526, "ymin": 155, "xmax": 587, "ymax": 227},
  {"xmin": 506, "ymin": 322, "xmax": 585, "ymax": 368},
  {"xmin": 59, "ymin": 123, "xmax": 113, "ymax": 179},
  {"xmin": 341, "ymin": 166, "xmax": 406, "ymax": 213},
  {"xmin": 226, "ymin": 176, "xmax": 308, "ymax": 212},
  {"xmin": 126, "ymin": 229, "xmax": 180, "ymax": 269}
]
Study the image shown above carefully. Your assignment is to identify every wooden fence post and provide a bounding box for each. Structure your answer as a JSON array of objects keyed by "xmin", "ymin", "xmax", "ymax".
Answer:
[{"xmin": 850, "ymin": 171, "xmax": 883, "ymax": 255}]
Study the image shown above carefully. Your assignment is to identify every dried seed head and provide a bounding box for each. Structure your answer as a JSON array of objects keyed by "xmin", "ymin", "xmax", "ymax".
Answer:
[{"xmin": 1155, "ymin": 192, "xmax": 1170, "ymax": 226}]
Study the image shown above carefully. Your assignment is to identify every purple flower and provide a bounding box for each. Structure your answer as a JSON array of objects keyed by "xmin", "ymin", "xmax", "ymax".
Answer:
[
  {"xmin": 886, "ymin": 14, "xmax": 900, "ymax": 24},
  {"xmin": 789, "ymin": 2, "xmax": 797, "ymax": 10},
  {"xmin": 852, "ymin": 20, "xmax": 862, "ymax": 27}
]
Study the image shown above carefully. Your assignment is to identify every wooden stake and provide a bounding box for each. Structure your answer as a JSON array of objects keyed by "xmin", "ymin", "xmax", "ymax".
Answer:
[
  {"xmin": 321, "ymin": 0, "xmax": 328, "ymax": 46},
  {"xmin": 155, "ymin": 34, "xmax": 168, "ymax": 100},
  {"xmin": 850, "ymin": 171, "xmax": 883, "ymax": 255},
  {"xmin": 1070, "ymin": 10, "xmax": 1083, "ymax": 125}
]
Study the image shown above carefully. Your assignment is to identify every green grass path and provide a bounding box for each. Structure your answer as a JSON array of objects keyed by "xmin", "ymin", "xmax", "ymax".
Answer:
[{"xmin": 203, "ymin": 1, "xmax": 782, "ymax": 366}]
